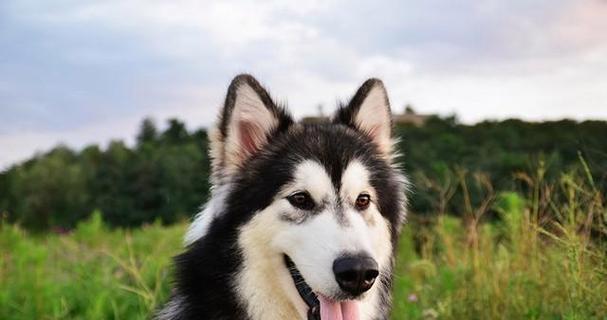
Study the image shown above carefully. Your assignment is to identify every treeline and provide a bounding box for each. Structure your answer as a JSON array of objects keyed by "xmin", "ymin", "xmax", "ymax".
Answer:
[
  {"xmin": 396, "ymin": 117, "xmax": 607, "ymax": 215},
  {"xmin": 1, "ymin": 116, "xmax": 606, "ymax": 231},
  {"xmin": 0, "ymin": 119, "xmax": 210, "ymax": 231}
]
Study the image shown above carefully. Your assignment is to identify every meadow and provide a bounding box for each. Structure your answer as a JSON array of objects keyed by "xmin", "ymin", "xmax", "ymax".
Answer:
[{"xmin": 1, "ymin": 166, "xmax": 606, "ymax": 319}]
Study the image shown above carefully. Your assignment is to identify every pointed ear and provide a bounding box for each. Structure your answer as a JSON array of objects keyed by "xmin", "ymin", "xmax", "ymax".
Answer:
[
  {"xmin": 210, "ymin": 74, "xmax": 293, "ymax": 178},
  {"xmin": 334, "ymin": 78, "xmax": 393, "ymax": 155}
]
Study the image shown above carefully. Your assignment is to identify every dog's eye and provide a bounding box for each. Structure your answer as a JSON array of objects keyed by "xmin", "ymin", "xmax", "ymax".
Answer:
[
  {"xmin": 287, "ymin": 192, "xmax": 315, "ymax": 210},
  {"xmin": 355, "ymin": 194, "xmax": 371, "ymax": 210}
]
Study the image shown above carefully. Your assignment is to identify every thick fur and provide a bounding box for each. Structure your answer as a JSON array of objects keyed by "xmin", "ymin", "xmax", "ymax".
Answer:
[{"xmin": 158, "ymin": 74, "xmax": 407, "ymax": 320}]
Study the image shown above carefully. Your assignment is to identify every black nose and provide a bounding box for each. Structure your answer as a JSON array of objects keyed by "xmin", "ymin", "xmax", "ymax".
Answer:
[{"xmin": 332, "ymin": 255, "xmax": 379, "ymax": 296}]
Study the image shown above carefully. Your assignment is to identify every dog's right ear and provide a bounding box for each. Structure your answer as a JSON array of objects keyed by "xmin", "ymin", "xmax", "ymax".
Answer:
[{"xmin": 210, "ymin": 74, "xmax": 293, "ymax": 179}]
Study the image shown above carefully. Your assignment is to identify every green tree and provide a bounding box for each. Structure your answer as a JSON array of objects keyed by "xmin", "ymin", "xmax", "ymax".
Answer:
[{"xmin": 137, "ymin": 117, "xmax": 158, "ymax": 146}]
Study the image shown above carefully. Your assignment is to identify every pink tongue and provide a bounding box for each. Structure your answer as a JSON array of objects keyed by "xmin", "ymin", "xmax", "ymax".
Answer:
[
  {"xmin": 318, "ymin": 295, "xmax": 359, "ymax": 320},
  {"xmin": 341, "ymin": 300, "xmax": 360, "ymax": 319}
]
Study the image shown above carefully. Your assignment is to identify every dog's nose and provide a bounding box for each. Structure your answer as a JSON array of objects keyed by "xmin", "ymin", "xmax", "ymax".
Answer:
[{"xmin": 332, "ymin": 255, "xmax": 379, "ymax": 296}]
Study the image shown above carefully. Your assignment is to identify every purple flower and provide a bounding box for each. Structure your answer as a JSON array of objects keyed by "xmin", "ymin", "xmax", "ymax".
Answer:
[{"xmin": 408, "ymin": 293, "xmax": 418, "ymax": 302}]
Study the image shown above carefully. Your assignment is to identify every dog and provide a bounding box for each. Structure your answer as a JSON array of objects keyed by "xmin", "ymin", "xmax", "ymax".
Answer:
[{"xmin": 157, "ymin": 74, "xmax": 407, "ymax": 320}]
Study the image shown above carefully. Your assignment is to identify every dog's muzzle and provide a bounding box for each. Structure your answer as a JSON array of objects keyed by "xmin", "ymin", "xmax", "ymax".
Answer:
[{"xmin": 284, "ymin": 255, "xmax": 320, "ymax": 320}]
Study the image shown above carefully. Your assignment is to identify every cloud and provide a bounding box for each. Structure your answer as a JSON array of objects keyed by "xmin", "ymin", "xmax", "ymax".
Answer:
[{"xmin": 1, "ymin": 0, "xmax": 606, "ymax": 169}]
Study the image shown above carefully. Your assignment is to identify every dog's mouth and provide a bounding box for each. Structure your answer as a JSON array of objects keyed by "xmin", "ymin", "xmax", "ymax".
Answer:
[{"xmin": 284, "ymin": 255, "xmax": 360, "ymax": 320}]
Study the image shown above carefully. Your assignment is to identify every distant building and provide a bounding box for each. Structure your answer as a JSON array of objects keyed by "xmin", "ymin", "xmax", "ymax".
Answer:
[
  {"xmin": 301, "ymin": 104, "xmax": 331, "ymax": 124},
  {"xmin": 301, "ymin": 116, "xmax": 330, "ymax": 124},
  {"xmin": 393, "ymin": 105, "xmax": 430, "ymax": 127},
  {"xmin": 301, "ymin": 104, "xmax": 431, "ymax": 127}
]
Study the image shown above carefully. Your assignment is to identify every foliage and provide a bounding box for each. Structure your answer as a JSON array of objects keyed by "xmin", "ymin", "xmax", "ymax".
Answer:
[
  {"xmin": 1, "ymin": 167, "xmax": 605, "ymax": 319},
  {"xmin": 2, "ymin": 116, "xmax": 606, "ymax": 231},
  {"xmin": 0, "ymin": 213, "xmax": 183, "ymax": 319},
  {"xmin": 396, "ymin": 117, "xmax": 607, "ymax": 216},
  {"xmin": 391, "ymin": 165, "xmax": 607, "ymax": 319},
  {"xmin": 0, "ymin": 118, "xmax": 210, "ymax": 230}
]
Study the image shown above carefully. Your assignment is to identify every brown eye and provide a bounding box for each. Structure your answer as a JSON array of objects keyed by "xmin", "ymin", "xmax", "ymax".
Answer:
[
  {"xmin": 355, "ymin": 194, "xmax": 371, "ymax": 210},
  {"xmin": 287, "ymin": 192, "xmax": 315, "ymax": 210}
]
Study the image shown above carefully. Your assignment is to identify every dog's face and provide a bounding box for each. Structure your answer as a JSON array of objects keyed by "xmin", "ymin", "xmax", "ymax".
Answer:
[{"xmin": 189, "ymin": 75, "xmax": 406, "ymax": 319}]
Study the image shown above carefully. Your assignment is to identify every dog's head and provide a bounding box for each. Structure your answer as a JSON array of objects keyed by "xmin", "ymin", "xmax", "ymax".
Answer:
[{"xmin": 193, "ymin": 75, "xmax": 406, "ymax": 319}]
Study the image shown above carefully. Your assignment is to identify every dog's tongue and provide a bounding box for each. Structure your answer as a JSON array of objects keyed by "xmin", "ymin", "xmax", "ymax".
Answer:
[{"xmin": 318, "ymin": 295, "xmax": 359, "ymax": 320}]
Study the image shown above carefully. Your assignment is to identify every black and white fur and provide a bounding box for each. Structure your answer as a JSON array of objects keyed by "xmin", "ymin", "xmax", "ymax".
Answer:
[{"xmin": 157, "ymin": 74, "xmax": 407, "ymax": 320}]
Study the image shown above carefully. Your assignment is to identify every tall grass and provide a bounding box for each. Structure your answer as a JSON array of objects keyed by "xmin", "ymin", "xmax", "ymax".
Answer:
[
  {"xmin": 1, "ymin": 165, "xmax": 606, "ymax": 319},
  {"xmin": 0, "ymin": 213, "xmax": 183, "ymax": 319},
  {"xmin": 392, "ymin": 162, "xmax": 607, "ymax": 319}
]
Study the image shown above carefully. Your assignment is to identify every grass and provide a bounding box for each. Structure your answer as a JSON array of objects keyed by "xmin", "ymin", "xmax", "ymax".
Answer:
[
  {"xmin": 0, "ymin": 213, "xmax": 183, "ymax": 320},
  {"xmin": 1, "ymin": 168, "xmax": 606, "ymax": 319},
  {"xmin": 392, "ymin": 163, "xmax": 607, "ymax": 319}
]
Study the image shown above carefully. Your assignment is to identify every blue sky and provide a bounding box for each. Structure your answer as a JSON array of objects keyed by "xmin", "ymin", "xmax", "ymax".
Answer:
[{"xmin": 1, "ymin": 0, "xmax": 607, "ymax": 169}]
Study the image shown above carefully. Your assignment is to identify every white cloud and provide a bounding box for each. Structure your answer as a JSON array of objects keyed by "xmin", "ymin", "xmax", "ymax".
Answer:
[{"xmin": 1, "ymin": 0, "xmax": 607, "ymax": 169}]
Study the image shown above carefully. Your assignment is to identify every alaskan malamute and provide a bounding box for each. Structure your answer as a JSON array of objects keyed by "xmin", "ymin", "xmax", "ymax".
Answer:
[{"xmin": 158, "ymin": 74, "xmax": 407, "ymax": 320}]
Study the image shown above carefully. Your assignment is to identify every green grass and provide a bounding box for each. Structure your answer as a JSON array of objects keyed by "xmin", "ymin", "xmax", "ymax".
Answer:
[
  {"xmin": 392, "ymin": 215, "xmax": 607, "ymax": 319},
  {"xmin": 391, "ymin": 165, "xmax": 607, "ymax": 320},
  {"xmin": 0, "ymin": 213, "xmax": 183, "ymax": 320},
  {"xmin": 1, "ymin": 171, "xmax": 606, "ymax": 319}
]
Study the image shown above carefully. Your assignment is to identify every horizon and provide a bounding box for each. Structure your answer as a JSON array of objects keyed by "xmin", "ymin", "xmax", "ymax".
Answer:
[{"xmin": 2, "ymin": 111, "xmax": 604, "ymax": 172}]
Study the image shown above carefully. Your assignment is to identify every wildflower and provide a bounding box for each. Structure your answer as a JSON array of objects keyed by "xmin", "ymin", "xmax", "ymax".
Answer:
[{"xmin": 408, "ymin": 293, "xmax": 418, "ymax": 302}]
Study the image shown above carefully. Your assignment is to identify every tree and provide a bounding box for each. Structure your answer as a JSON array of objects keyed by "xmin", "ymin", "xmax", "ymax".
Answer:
[
  {"xmin": 136, "ymin": 118, "xmax": 158, "ymax": 146},
  {"xmin": 162, "ymin": 119, "xmax": 188, "ymax": 144}
]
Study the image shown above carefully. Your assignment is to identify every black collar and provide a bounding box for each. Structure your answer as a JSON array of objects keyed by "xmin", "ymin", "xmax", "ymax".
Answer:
[{"xmin": 284, "ymin": 255, "xmax": 320, "ymax": 320}]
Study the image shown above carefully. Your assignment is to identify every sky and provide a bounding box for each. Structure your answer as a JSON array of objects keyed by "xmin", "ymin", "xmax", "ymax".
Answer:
[{"xmin": 1, "ymin": 0, "xmax": 607, "ymax": 169}]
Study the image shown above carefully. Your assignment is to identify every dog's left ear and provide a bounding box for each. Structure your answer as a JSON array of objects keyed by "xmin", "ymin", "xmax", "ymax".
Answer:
[
  {"xmin": 334, "ymin": 78, "xmax": 392, "ymax": 155},
  {"xmin": 210, "ymin": 74, "xmax": 293, "ymax": 178}
]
